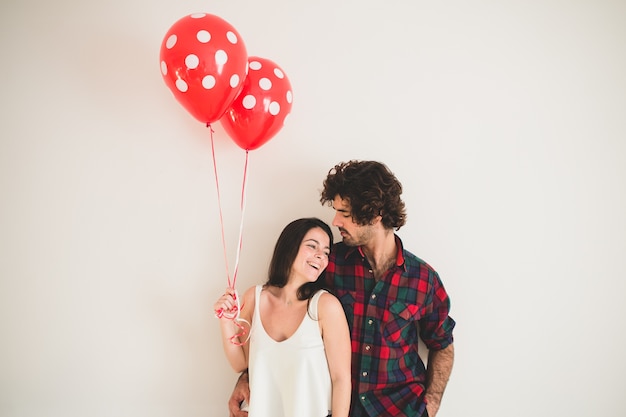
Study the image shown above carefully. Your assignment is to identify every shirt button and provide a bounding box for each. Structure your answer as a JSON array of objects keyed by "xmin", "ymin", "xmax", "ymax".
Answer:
[
  {"xmin": 361, "ymin": 396, "xmax": 366, "ymax": 401},
  {"xmin": 371, "ymin": 294, "xmax": 376, "ymax": 299},
  {"xmin": 362, "ymin": 371, "xmax": 368, "ymax": 377},
  {"xmin": 368, "ymin": 319, "xmax": 373, "ymax": 325},
  {"xmin": 365, "ymin": 345, "xmax": 371, "ymax": 351}
]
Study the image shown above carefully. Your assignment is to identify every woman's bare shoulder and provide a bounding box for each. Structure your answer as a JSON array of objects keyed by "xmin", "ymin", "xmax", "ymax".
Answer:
[{"xmin": 317, "ymin": 291, "xmax": 344, "ymax": 316}]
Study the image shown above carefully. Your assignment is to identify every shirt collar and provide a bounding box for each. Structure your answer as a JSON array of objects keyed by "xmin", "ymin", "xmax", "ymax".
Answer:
[{"xmin": 344, "ymin": 234, "xmax": 406, "ymax": 270}]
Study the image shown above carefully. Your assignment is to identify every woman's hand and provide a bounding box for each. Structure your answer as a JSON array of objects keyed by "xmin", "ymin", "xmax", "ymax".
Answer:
[{"xmin": 214, "ymin": 287, "xmax": 239, "ymax": 318}]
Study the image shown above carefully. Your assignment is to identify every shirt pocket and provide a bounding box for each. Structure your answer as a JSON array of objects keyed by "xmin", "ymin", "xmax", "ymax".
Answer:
[{"xmin": 382, "ymin": 301, "xmax": 420, "ymax": 346}]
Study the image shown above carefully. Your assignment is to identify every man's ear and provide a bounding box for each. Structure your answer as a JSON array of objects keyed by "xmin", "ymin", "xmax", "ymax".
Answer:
[{"xmin": 370, "ymin": 214, "xmax": 383, "ymax": 226}]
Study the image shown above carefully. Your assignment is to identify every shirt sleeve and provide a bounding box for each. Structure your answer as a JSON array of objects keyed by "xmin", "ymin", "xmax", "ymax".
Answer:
[{"xmin": 418, "ymin": 269, "xmax": 455, "ymax": 351}]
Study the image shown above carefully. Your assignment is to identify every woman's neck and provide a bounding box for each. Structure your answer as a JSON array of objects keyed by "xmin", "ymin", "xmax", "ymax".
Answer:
[{"xmin": 267, "ymin": 283, "xmax": 301, "ymax": 306}]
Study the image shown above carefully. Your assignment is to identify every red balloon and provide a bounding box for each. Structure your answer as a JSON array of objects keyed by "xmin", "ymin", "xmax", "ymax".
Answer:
[
  {"xmin": 220, "ymin": 57, "xmax": 293, "ymax": 151},
  {"xmin": 160, "ymin": 13, "xmax": 248, "ymax": 124}
]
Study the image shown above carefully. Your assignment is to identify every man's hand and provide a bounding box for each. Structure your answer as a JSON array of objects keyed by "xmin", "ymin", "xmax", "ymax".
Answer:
[{"xmin": 228, "ymin": 372, "xmax": 250, "ymax": 417}]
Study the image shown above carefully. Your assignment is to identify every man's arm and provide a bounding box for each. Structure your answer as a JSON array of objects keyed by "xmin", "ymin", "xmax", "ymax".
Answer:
[
  {"xmin": 424, "ymin": 344, "xmax": 454, "ymax": 417},
  {"xmin": 228, "ymin": 371, "xmax": 250, "ymax": 417}
]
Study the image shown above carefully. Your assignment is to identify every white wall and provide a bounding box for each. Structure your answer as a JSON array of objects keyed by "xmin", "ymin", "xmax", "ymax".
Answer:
[{"xmin": 1, "ymin": 1, "xmax": 625, "ymax": 416}]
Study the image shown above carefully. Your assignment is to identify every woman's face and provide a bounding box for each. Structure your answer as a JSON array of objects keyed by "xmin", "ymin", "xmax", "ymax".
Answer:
[{"xmin": 290, "ymin": 227, "xmax": 331, "ymax": 283}]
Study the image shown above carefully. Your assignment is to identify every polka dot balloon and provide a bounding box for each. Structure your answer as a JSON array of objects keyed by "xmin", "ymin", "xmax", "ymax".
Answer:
[
  {"xmin": 220, "ymin": 56, "xmax": 293, "ymax": 151},
  {"xmin": 160, "ymin": 13, "xmax": 248, "ymax": 124}
]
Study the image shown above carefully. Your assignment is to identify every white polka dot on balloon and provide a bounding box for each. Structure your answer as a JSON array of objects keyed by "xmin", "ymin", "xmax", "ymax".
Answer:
[
  {"xmin": 175, "ymin": 79, "xmax": 188, "ymax": 92},
  {"xmin": 202, "ymin": 75, "xmax": 216, "ymax": 89},
  {"xmin": 274, "ymin": 68, "xmax": 284, "ymax": 79},
  {"xmin": 197, "ymin": 30, "xmax": 211, "ymax": 43},
  {"xmin": 226, "ymin": 31, "xmax": 238, "ymax": 44},
  {"xmin": 230, "ymin": 74, "xmax": 240, "ymax": 88},
  {"xmin": 259, "ymin": 78, "xmax": 272, "ymax": 91},
  {"xmin": 160, "ymin": 61, "xmax": 168, "ymax": 75},
  {"xmin": 215, "ymin": 50, "xmax": 228, "ymax": 65},
  {"xmin": 191, "ymin": 13, "xmax": 205, "ymax": 18},
  {"xmin": 185, "ymin": 54, "xmax": 200, "ymax": 69},
  {"xmin": 166, "ymin": 34, "xmax": 177, "ymax": 49},
  {"xmin": 249, "ymin": 61, "xmax": 262, "ymax": 70},
  {"xmin": 269, "ymin": 102, "xmax": 280, "ymax": 116},
  {"xmin": 286, "ymin": 91, "xmax": 293, "ymax": 103},
  {"xmin": 242, "ymin": 95, "xmax": 256, "ymax": 109}
]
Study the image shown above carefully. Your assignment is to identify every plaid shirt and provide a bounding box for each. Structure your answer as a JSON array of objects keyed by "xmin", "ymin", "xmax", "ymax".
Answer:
[{"xmin": 322, "ymin": 235, "xmax": 455, "ymax": 417}]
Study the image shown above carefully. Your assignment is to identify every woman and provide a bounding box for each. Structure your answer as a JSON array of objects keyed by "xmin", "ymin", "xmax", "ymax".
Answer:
[{"xmin": 214, "ymin": 217, "xmax": 351, "ymax": 417}]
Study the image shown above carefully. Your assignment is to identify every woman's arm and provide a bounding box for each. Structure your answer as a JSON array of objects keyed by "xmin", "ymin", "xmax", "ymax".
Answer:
[
  {"xmin": 214, "ymin": 287, "xmax": 254, "ymax": 373},
  {"xmin": 319, "ymin": 292, "xmax": 351, "ymax": 417}
]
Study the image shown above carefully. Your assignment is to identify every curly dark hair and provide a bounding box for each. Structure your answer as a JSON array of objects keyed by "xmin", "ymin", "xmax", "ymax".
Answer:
[{"xmin": 320, "ymin": 160, "xmax": 406, "ymax": 230}]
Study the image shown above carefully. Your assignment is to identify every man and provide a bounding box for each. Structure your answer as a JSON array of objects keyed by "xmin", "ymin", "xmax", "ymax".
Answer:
[{"xmin": 228, "ymin": 160, "xmax": 455, "ymax": 417}]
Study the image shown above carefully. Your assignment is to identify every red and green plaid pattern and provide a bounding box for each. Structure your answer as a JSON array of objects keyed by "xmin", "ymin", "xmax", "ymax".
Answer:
[{"xmin": 322, "ymin": 235, "xmax": 455, "ymax": 417}]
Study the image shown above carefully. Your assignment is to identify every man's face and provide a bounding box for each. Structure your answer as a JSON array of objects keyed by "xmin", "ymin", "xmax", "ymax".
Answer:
[{"xmin": 331, "ymin": 195, "xmax": 374, "ymax": 247}]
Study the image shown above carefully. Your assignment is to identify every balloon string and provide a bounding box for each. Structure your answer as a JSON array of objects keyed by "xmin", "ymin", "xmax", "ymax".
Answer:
[
  {"xmin": 232, "ymin": 151, "xmax": 249, "ymax": 285},
  {"xmin": 230, "ymin": 317, "xmax": 251, "ymax": 346},
  {"xmin": 207, "ymin": 124, "xmax": 250, "ymax": 346},
  {"xmin": 214, "ymin": 289, "xmax": 251, "ymax": 346},
  {"xmin": 208, "ymin": 124, "xmax": 233, "ymax": 288},
  {"xmin": 231, "ymin": 154, "xmax": 249, "ymax": 345}
]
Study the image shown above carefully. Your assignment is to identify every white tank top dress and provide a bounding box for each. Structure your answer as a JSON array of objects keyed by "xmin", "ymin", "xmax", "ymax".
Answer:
[{"xmin": 247, "ymin": 285, "xmax": 332, "ymax": 417}]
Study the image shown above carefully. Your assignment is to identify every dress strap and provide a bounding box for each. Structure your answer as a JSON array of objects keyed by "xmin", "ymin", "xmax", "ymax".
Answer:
[{"xmin": 308, "ymin": 290, "xmax": 327, "ymax": 320}]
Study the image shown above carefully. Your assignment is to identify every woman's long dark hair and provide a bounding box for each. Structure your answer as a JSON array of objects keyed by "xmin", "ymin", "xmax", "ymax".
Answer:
[{"xmin": 265, "ymin": 217, "xmax": 333, "ymax": 301}]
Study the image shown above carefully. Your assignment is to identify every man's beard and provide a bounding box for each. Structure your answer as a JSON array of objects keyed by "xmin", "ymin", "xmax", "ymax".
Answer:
[{"xmin": 340, "ymin": 224, "xmax": 374, "ymax": 247}]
